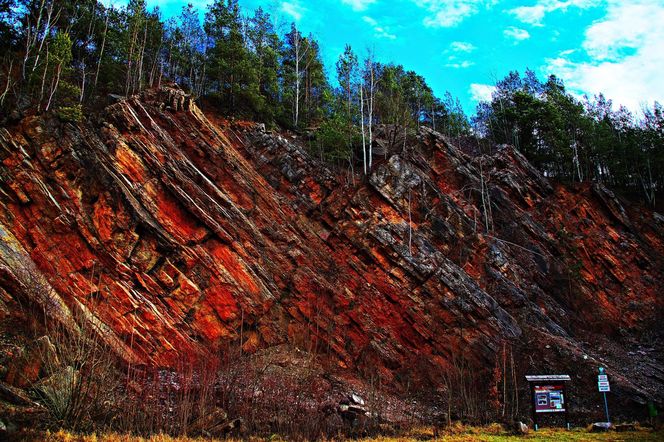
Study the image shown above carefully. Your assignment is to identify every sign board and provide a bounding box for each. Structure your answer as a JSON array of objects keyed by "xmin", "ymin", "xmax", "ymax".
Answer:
[
  {"xmin": 534, "ymin": 384, "xmax": 566, "ymax": 413},
  {"xmin": 598, "ymin": 375, "xmax": 608, "ymax": 382},
  {"xmin": 597, "ymin": 374, "xmax": 611, "ymax": 392},
  {"xmin": 526, "ymin": 375, "xmax": 571, "ymax": 430}
]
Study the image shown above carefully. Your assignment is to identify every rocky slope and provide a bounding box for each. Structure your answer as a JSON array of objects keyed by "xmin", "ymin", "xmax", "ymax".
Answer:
[{"xmin": 1, "ymin": 87, "xmax": 662, "ymax": 417}]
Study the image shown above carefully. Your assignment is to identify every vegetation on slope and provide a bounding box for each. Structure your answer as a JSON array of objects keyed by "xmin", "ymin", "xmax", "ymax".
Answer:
[{"xmin": 0, "ymin": 1, "xmax": 662, "ymax": 206}]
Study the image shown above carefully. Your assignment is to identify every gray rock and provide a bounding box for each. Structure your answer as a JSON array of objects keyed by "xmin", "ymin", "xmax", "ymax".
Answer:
[
  {"xmin": 591, "ymin": 422, "xmax": 612, "ymax": 432},
  {"xmin": 514, "ymin": 421, "xmax": 529, "ymax": 434},
  {"xmin": 351, "ymin": 393, "xmax": 365, "ymax": 406}
]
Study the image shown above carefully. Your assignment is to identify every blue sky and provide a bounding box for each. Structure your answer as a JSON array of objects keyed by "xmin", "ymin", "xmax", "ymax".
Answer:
[{"xmin": 110, "ymin": 1, "xmax": 664, "ymax": 115}]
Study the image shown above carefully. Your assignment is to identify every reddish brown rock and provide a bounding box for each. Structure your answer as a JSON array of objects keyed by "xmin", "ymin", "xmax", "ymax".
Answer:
[{"xmin": 0, "ymin": 87, "xmax": 661, "ymax": 410}]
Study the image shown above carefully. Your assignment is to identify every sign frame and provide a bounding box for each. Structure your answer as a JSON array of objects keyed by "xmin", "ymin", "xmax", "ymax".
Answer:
[{"xmin": 525, "ymin": 375, "xmax": 571, "ymax": 431}]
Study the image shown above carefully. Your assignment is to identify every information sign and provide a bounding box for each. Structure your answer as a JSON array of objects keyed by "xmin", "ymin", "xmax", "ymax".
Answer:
[{"xmin": 534, "ymin": 384, "xmax": 566, "ymax": 413}]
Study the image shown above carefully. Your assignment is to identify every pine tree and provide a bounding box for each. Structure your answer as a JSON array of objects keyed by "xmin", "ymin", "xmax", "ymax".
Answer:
[
  {"xmin": 247, "ymin": 6, "xmax": 281, "ymax": 122},
  {"xmin": 205, "ymin": 0, "xmax": 259, "ymax": 115},
  {"xmin": 335, "ymin": 44, "xmax": 359, "ymax": 169}
]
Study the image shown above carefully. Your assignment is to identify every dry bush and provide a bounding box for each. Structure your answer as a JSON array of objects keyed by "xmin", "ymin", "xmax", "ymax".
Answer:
[
  {"xmin": 113, "ymin": 356, "xmax": 222, "ymax": 437},
  {"xmin": 214, "ymin": 346, "xmax": 337, "ymax": 439},
  {"xmin": 436, "ymin": 332, "xmax": 522, "ymax": 428},
  {"xmin": 31, "ymin": 304, "xmax": 123, "ymax": 432}
]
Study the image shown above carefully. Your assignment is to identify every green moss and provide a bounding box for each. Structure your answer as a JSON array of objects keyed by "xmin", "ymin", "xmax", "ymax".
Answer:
[{"xmin": 56, "ymin": 105, "xmax": 84, "ymax": 123}]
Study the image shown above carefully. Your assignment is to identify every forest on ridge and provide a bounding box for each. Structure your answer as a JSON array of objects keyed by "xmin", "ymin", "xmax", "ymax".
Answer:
[{"xmin": 0, "ymin": 0, "xmax": 662, "ymax": 207}]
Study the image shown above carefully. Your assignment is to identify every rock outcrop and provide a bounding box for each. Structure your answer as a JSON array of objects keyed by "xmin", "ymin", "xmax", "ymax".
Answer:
[{"xmin": 0, "ymin": 87, "xmax": 662, "ymax": 412}]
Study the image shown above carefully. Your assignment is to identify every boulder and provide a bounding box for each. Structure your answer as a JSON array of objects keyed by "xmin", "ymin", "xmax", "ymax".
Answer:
[
  {"xmin": 514, "ymin": 421, "xmax": 529, "ymax": 435},
  {"xmin": 590, "ymin": 422, "xmax": 612, "ymax": 432},
  {"xmin": 189, "ymin": 407, "xmax": 228, "ymax": 435}
]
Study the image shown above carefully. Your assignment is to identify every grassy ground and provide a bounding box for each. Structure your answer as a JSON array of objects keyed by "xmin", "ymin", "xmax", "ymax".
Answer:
[
  {"xmin": 27, "ymin": 426, "xmax": 664, "ymax": 442},
  {"xmin": 391, "ymin": 424, "xmax": 664, "ymax": 441}
]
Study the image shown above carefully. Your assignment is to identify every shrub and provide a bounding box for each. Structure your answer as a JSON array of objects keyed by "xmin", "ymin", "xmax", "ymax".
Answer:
[
  {"xmin": 56, "ymin": 104, "xmax": 83, "ymax": 123},
  {"xmin": 31, "ymin": 305, "xmax": 122, "ymax": 432}
]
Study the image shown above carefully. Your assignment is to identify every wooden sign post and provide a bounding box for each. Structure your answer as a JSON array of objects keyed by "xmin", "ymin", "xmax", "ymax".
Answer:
[{"xmin": 526, "ymin": 375, "xmax": 571, "ymax": 431}]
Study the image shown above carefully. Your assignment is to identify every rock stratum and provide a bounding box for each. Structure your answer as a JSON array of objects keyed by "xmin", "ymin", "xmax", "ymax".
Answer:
[{"xmin": 1, "ymin": 87, "xmax": 662, "ymax": 414}]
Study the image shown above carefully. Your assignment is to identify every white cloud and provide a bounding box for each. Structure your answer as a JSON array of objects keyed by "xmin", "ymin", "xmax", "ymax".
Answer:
[
  {"xmin": 503, "ymin": 26, "xmax": 530, "ymax": 42},
  {"xmin": 362, "ymin": 15, "xmax": 397, "ymax": 40},
  {"xmin": 510, "ymin": 5, "xmax": 546, "ymax": 26},
  {"xmin": 449, "ymin": 41, "xmax": 477, "ymax": 53},
  {"xmin": 281, "ymin": 1, "xmax": 304, "ymax": 21},
  {"xmin": 446, "ymin": 60, "xmax": 475, "ymax": 69},
  {"xmin": 444, "ymin": 42, "xmax": 476, "ymax": 68},
  {"xmin": 469, "ymin": 83, "xmax": 495, "ymax": 102},
  {"xmin": 544, "ymin": 0, "xmax": 664, "ymax": 111},
  {"xmin": 413, "ymin": 0, "xmax": 496, "ymax": 28},
  {"xmin": 509, "ymin": 0, "xmax": 601, "ymax": 26},
  {"xmin": 341, "ymin": 0, "xmax": 377, "ymax": 11}
]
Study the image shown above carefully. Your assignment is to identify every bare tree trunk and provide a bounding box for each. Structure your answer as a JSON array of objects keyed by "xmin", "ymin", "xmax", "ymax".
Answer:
[
  {"xmin": 408, "ymin": 190, "xmax": 412, "ymax": 255},
  {"xmin": 368, "ymin": 56, "xmax": 374, "ymax": 171},
  {"xmin": 292, "ymin": 30, "xmax": 309, "ymax": 128},
  {"xmin": 93, "ymin": 12, "xmax": 109, "ymax": 91},
  {"xmin": 137, "ymin": 22, "xmax": 148, "ymax": 92},
  {"xmin": 23, "ymin": 0, "xmax": 45, "ymax": 79},
  {"xmin": 294, "ymin": 33, "xmax": 300, "ymax": 127},
  {"xmin": 431, "ymin": 102, "xmax": 436, "ymax": 132},
  {"xmin": 79, "ymin": 64, "xmax": 85, "ymax": 103},
  {"xmin": 149, "ymin": 37, "xmax": 162, "ymax": 89},
  {"xmin": 0, "ymin": 59, "xmax": 13, "ymax": 106},
  {"xmin": 38, "ymin": 48, "xmax": 49, "ymax": 111},
  {"xmin": 45, "ymin": 63, "xmax": 62, "ymax": 112},
  {"xmin": 126, "ymin": 16, "xmax": 140, "ymax": 96},
  {"xmin": 31, "ymin": 1, "xmax": 58, "ymax": 76},
  {"xmin": 360, "ymin": 85, "xmax": 366, "ymax": 175}
]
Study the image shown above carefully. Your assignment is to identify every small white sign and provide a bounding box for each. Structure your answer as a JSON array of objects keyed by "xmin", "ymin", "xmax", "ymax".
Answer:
[
  {"xmin": 598, "ymin": 375, "xmax": 608, "ymax": 382},
  {"xmin": 598, "ymin": 381, "xmax": 610, "ymax": 387},
  {"xmin": 599, "ymin": 385, "xmax": 611, "ymax": 392}
]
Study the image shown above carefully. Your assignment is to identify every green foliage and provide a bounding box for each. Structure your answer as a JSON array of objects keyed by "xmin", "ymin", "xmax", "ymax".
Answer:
[
  {"xmin": 0, "ymin": 0, "xmax": 661, "ymax": 205},
  {"xmin": 247, "ymin": 6, "xmax": 282, "ymax": 123},
  {"xmin": 56, "ymin": 104, "xmax": 83, "ymax": 123},
  {"xmin": 279, "ymin": 23, "xmax": 330, "ymax": 128},
  {"xmin": 336, "ymin": 44, "xmax": 359, "ymax": 120},
  {"xmin": 205, "ymin": 0, "xmax": 258, "ymax": 115},
  {"xmin": 473, "ymin": 69, "xmax": 664, "ymax": 206},
  {"xmin": 316, "ymin": 113, "xmax": 359, "ymax": 162}
]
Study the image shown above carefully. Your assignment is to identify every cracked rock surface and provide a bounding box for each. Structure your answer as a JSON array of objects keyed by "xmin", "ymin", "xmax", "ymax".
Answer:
[{"xmin": 0, "ymin": 87, "xmax": 662, "ymax": 410}]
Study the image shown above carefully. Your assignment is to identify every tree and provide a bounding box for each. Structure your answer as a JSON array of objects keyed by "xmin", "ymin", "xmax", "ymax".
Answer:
[
  {"xmin": 282, "ymin": 24, "xmax": 327, "ymax": 129},
  {"xmin": 362, "ymin": 49, "xmax": 376, "ymax": 170},
  {"xmin": 283, "ymin": 22, "xmax": 304, "ymax": 128},
  {"xmin": 166, "ymin": 4, "xmax": 206, "ymax": 95},
  {"xmin": 205, "ymin": 0, "xmax": 259, "ymax": 115},
  {"xmin": 335, "ymin": 44, "xmax": 359, "ymax": 170},
  {"xmin": 124, "ymin": 0, "xmax": 147, "ymax": 96},
  {"xmin": 247, "ymin": 6, "xmax": 281, "ymax": 122}
]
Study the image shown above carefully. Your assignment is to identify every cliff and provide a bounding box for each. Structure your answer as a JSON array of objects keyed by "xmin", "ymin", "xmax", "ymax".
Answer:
[{"xmin": 1, "ymin": 87, "xmax": 662, "ymax": 418}]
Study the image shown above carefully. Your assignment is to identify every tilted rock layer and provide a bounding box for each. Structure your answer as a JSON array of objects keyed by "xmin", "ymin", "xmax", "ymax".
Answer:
[{"xmin": 1, "ymin": 88, "xmax": 662, "ymax": 409}]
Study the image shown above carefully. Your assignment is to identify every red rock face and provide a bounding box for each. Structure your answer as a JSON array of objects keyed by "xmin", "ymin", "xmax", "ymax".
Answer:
[{"xmin": 0, "ymin": 88, "xmax": 662, "ymax": 406}]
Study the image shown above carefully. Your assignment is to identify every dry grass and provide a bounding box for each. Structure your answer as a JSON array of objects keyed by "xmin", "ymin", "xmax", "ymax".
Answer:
[
  {"xmin": 32, "ymin": 429, "xmax": 235, "ymax": 442},
  {"xmin": 27, "ymin": 426, "xmax": 664, "ymax": 442},
  {"xmin": 358, "ymin": 425, "xmax": 664, "ymax": 442}
]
